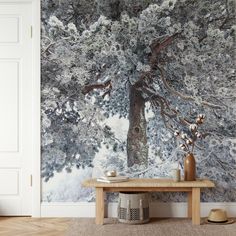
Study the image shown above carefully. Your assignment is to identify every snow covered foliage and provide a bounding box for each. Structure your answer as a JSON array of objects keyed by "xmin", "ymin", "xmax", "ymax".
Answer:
[{"xmin": 41, "ymin": 0, "xmax": 236, "ymax": 202}]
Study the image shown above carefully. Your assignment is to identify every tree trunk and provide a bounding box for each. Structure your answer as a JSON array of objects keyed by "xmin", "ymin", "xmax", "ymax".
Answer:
[{"xmin": 127, "ymin": 85, "xmax": 148, "ymax": 167}]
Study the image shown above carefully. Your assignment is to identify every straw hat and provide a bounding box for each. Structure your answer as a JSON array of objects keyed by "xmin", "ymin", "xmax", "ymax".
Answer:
[{"xmin": 205, "ymin": 209, "xmax": 234, "ymax": 225}]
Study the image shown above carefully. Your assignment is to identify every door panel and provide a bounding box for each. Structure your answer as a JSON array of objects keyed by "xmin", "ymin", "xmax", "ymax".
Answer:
[
  {"xmin": 0, "ymin": 60, "xmax": 19, "ymax": 152},
  {"xmin": 0, "ymin": 170, "xmax": 19, "ymax": 195},
  {"xmin": 0, "ymin": 16, "xmax": 19, "ymax": 43},
  {"xmin": 0, "ymin": 3, "xmax": 32, "ymax": 215}
]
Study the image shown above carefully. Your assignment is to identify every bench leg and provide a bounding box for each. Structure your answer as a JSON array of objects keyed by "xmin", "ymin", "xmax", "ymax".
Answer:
[
  {"xmin": 192, "ymin": 188, "xmax": 200, "ymax": 225},
  {"xmin": 95, "ymin": 187, "xmax": 104, "ymax": 225},
  {"xmin": 187, "ymin": 191, "xmax": 192, "ymax": 218}
]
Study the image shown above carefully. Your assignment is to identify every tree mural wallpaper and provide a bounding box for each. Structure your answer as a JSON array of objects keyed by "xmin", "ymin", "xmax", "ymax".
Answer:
[{"xmin": 41, "ymin": 0, "xmax": 236, "ymax": 202}]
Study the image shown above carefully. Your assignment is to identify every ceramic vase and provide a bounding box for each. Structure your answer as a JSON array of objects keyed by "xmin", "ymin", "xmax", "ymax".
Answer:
[{"xmin": 184, "ymin": 153, "xmax": 196, "ymax": 181}]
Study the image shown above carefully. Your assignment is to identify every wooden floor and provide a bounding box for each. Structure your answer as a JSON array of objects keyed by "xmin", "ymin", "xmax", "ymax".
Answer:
[{"xmin": 0, "ymin": 217, "xmax": 71, "ymax": 236}]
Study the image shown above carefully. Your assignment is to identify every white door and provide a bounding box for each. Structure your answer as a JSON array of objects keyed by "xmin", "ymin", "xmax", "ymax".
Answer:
[{"xmin": 0, "ymin": 3, "xmax": 32, "ymax": 215}]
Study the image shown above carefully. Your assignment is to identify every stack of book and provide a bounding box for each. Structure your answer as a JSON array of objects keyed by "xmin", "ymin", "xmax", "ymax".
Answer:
[{"xmin": 96, "ymin": 176, "xmax": 129, "ymax": 183}]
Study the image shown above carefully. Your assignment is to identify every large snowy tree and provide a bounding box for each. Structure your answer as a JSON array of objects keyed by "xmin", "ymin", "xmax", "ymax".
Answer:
[{"xmin": 41, "ymin": 0, "xmax": 235, "ymax": 181}]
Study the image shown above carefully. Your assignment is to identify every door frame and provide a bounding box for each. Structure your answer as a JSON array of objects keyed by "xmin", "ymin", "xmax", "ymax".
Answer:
[
  {"xmin": 0, "ymin": 0, "xmax": 41, "ymax": 217},
  {"xmin": 31, "ymin": 0, "xmax": 41, "ymax": 217}
]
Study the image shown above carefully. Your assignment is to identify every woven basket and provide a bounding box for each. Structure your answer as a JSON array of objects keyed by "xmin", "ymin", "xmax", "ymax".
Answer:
[{"xmin": 117, "ymin": 192, "xmax": 150, "ymax": 224}]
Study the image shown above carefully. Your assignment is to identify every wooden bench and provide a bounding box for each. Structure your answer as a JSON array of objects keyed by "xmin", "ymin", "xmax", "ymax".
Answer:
[{"xmin": 82, "ymin": 178, "xmax": 215, "ymax": 225}]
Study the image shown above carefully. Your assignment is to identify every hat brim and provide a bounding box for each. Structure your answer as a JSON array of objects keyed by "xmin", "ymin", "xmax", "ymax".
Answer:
[{"xmin": 204, "ymin": 218, "xmax": 234, "ymax": 225}]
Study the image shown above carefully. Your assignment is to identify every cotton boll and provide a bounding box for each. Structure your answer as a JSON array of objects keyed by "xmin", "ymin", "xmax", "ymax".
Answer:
[
  {"xmin": 189, "ymin": 124, "xmax": 198, "ymax": 132},
  {"xmin": 186, "ymin": 139, "xmax": 193, "ymax": 145}
]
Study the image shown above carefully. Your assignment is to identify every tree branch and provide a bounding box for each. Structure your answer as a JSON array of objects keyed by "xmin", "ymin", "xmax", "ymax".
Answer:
[
  {"xmin": 42, "ymin": 42, "xmax": 55, "ymax": 55},
  {"xmin": 134, "ymin": 33, "xmax": 180, "ymax": 87},
  {"xmin": 149, "ymin": 33, "xmax": 179, "ymax": 69},
  {"xmin": 199, "ymin": 0, "xmax": 233, "ymax": 42},
  {"xmin": 82, "ymin": 80, "xmax": 111, "ymax": 95},
  {"xmin": 157, "ymin": 66, "xmax": 222, "ymax": 109},
  {"xmin": 142, "ymin": 83, "xmax": 192, "ymax": 126},
  {"xmin": 143, "ymin": 85, "xmax": 191, "ymax": 131},
  {"xmin": 219, "ymin": 0, "xmax": 232, "ymax": 30},
  {"xmin": 156, "ymin": 98, "xmax": 175, "ymax": 131},
  {"xmin": 102, "ymin": 83, "xmax": 112, "ymax": 98}
]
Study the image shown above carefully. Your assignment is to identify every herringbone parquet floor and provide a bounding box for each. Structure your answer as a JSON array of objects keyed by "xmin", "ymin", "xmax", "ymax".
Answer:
[{"xmin": 0, "ymin": 217, "xmax": 71, "ymax": 236}]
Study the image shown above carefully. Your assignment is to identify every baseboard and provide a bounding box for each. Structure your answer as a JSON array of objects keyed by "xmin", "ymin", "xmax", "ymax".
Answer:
[{"xmin": 41, "ymin": 202, "xmax": 236, "ymax": 217}]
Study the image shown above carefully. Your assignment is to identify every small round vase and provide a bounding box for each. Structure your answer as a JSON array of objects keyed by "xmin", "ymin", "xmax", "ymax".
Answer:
[{"xmin": 184, "ymin": 153, "xmax": 196, "ymax": 181}]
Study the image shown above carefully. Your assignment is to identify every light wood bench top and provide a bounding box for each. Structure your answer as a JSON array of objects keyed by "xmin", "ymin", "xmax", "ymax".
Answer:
[{"xmin": 82, "ymin": 178, "xmax": 215, "ymax": 188}]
